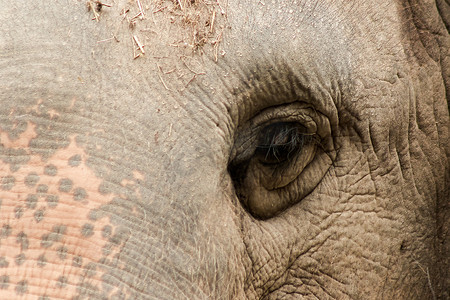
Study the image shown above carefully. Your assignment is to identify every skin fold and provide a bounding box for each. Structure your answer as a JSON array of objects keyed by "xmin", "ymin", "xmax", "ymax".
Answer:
[{"xmin": 0, "ymin": 0, "xmax": 448, "ymax": 299}]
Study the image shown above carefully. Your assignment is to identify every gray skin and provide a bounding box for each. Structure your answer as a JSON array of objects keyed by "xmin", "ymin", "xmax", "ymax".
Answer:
[{"xmin": 0, "ymin": 0, "xmax": 449, "ymax": 299}]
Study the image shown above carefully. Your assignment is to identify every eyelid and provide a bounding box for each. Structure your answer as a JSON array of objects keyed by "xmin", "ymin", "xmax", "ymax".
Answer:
[
  {"xmin": 230, "ymin": 102, "xmax": 320, "ymax": 164},
  {"xmin": 249, "ymin": 103, "xmax": 318, "ymax": 133}
]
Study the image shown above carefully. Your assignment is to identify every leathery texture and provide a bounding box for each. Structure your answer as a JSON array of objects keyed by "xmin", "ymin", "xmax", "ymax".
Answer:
[{"xmin": 0, "ymin": 0, "xmax": 448, "ymax": 299}]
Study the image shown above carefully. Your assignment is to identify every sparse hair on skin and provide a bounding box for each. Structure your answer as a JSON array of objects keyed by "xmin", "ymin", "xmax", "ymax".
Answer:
[{"xmin": 256, "ymin": 122, "xmax": 315, "ymax": 163}]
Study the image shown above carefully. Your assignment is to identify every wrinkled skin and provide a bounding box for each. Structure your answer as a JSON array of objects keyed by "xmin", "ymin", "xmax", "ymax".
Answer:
[{"xmin": 0, "ymin": 0, "xmax": 449, "ymax": 299}]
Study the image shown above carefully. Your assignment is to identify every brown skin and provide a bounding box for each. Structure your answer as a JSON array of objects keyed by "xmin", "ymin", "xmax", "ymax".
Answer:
[{"xmin": 0, "ymin": 0, "xmax": 449, "ymax": 299}]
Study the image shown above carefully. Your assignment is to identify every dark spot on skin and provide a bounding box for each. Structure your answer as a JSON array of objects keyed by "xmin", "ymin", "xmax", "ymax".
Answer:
[
  {"xmin": 38, "ymin": 296, "xmax": 50, "ymax": 300},
  {"xmin": 102, "ymin": 225, "xmax": 112, "ymax": 238},
  {"xmin": 1, "ymin": 175, "xmax": 15, "ymax": 190},
  {"xmin": 26, "ymin": 194, "xmax": 38, "ymax": 209},
  {"xmin": 24, "ymin": 172, "xmax": 39, "ymax": 187},
  {"xmin": 109, "ymin": 234, "xmax": 120, "ymax": 245},
  {"xmin": 69, "ymin": 154, "xmax": 82, "ymax": 167},
  {"xmin": 15, "ymin": 280, "xmax": 28, "ymax": 295},
  {"xmin": 98, "ymin": 182, "xmax": 112, "ymax": 195},
  {"xmin": 102, "ymin": 243, "xmax": 113, "ymax": 256},
  {"xmin": 0, "ymin": 275, "xmax": 9, "ymax": 289},
  {"xmin": 46, "ymin": 194, "xmax": 59, "ymax": 207},
  {"xmin": 73, "ymin": 255, "xmax": 83, "ymax": 267},
  {"xmin": 44, "ymin": 164, "xmax": 57, "ymax": 176},
  {"xmin": 34, "ymin": 209, "xmax": 45, "ymax": 223},
  {"xmin": 81, "ymin": 223, "xmax": 94, "ymax": 237},
  {"xmin": 41, "ymin": 225, "xmax": 66, "ymax": 248},
  {"xmin": 83, "ymin": 262, "xmax": 97, "ymax": 278},
  {"xmin": 40, "ymin": 235, "xmax": 53, "ymax": 248},
  {"xmin": 88, "ymin": 210, "xmax": 99, "ymax": 221},
  {"xmin": 56, "ymin": 276, "xmax": 68, "ymax": 288},
  {"xmin": 111, "ymin": 227, "xmax": 129, "ymax": 245},
  {"xmin": 36, "ymin": 184, "xmax": 49, "ymax": 194},
  {"xmin": 15, "ymin": 253, "xmax": 26, "ymax": 266},
  {"xmin": 0, "ymin": 224, "xmax": 11, "ymax": 238},
  {"xmin": 0, "ymin": 149, "xmax": 29, "ymax": 171},
  {"xmin": 0, "ymin": 257, "xmax": 9, "ymax": 268},
  {"xmin": 58, "ymin": 178, "xmax": 73, "ymax": 193},
  {"xmin": 53, "ymin": 224, "xmax": 67, "ymax": 236},
  {"xmin": 74, "ymin": 187, "xmax": 87, "ymax": 201},
  {"xmin": 14, "ymin": 206, "xmax": 24, "ymax": 219},
  {"xmin": 37, "ymin": 254, "xmax": 47, "ymax": 267},
  {"xmin": 57, "ymin": 246, "xmax": 68, "ymax": 260},
  {"xmin": 98, "ymin": 257, "xmax": 108, "ymax": 266},
  {"xmin": 16, "ymin": 232, "xmax": 29, "ymax": 251}
]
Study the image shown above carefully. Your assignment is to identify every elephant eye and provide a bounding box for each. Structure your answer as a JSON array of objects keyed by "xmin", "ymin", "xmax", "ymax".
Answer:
[
  {"xmin": 228, "ymin": 102, "xmax": 334, "ymax": 219},
  {"xmin": 255, "ymin": 122, "xmax": 312, "ymax": 165}
]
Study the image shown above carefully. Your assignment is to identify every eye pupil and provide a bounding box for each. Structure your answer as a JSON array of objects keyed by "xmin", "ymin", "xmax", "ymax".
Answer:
[{"xmin": 256, "ymin": 122, "xmax": 308, "ymax": 164}]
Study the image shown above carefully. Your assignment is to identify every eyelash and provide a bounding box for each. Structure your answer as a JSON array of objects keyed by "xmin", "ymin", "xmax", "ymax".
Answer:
[{"xmin": 255, "ymin": 122, "xmax": 313, "ymax": 165}]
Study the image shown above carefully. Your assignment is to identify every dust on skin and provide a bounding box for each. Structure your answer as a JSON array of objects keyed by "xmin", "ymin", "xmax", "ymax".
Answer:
[
  {"xmin": 0, "ymin": 120, "xmax": 144, "ymax": 298},
  {"xmin": 86, "ymin": 0, "xmax": 225, "ymax": 62}
]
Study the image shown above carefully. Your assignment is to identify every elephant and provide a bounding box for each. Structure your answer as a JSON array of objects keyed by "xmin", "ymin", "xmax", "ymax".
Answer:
[{"xmin": 0, "ymin": 0, "xmax": 449, "ymax": 298}]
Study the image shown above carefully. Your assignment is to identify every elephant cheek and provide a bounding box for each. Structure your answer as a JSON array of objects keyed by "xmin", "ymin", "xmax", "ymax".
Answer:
[{"xmin": 0, "ymin": 123, "xmax": 124, "ymax": 299}]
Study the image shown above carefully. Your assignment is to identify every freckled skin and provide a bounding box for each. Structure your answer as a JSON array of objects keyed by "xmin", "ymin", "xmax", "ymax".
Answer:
[
  {"xmin": 15, "ymin": 253, "xmax": 26, "ymax": 266},
  {"xmin": 0, "ymin": 275, "xmax": 9, "ymax": 289},
  {"xmin": 34, "ymin": 209, "xmax": 45, "ymax": 223},
  {"xmin": 25, "ymin": 194, "xmax": 38, "ymax": 209},
  {"xmin": 0, "ymin": 127, "xmax": 125, "ymax": 298},
  {"xmin": 74, "ymin": 187, "xmax": 88, "ymax": 201},
  {"xmin": 44, "ymin": 165, "xmax": 57, "ymax": 176},
  {"xmin": 58, "ymin": 178, "xmax": 73, "ymax": 193},
  {"xmin": 0, "ymin": 257, "xmax": 9, "ymax": 268},
  {"xmin": 69, "ymin": 154, "xmax": 82, "ymax": 167},
  {"xmin": 24, "ymin": 173, "xmax": 40, "ymax": 187},
  {"xmin": 37, "ymin": 254, "xmax": 47, "ymax": 267},
  {"xmin": 0, "ymin": 0, "xmax": 449, "ymax": 299},
  {"xmin": 46, "ymin": 194, "xmax": 59, "ymax": 207},
  {"xmin": 37, "ymin": 184, "xmax": 49, "ymax": 193}
]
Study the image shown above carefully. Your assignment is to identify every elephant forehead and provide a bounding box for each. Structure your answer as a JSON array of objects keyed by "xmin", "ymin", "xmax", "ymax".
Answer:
[
  {"xmin": 224, "ymin": 0, "xmax": 404, "ymax": 61},
  {"xmin": 1, "ymin": 0, "xmax": 409, "ymax": 134},
  {"xmin": 219, "ymin": 0, "xmax": 409, "ymax": 123}
]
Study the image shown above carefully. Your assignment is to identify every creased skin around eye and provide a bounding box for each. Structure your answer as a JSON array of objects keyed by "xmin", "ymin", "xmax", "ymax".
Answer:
[{"xmin": 243, "ymin": 147, "xmax": 332, "ymax": 219}]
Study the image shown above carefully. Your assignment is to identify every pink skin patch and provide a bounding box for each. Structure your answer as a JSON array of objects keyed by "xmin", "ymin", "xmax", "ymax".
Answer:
[{"xmin": 0, "ymin": 121, "xmax": 135, "ymax": 298}]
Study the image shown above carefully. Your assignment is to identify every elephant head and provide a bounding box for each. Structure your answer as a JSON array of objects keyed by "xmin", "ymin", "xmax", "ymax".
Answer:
[{"xmin": 0, "ymin": 0, "xmax": 449, "ymax": 298}]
